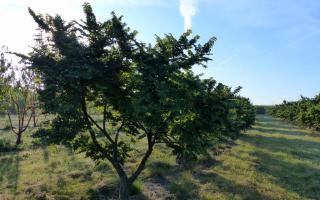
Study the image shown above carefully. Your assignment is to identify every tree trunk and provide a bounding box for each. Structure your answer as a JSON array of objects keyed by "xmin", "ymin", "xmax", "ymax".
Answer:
[
  {"xmin": 119, "ymin": 176, "xmax": 130, "ymax": 200},
  {"xmin": 16, "ymin": 132, "xmax": 22, "ymax": 145},
  {"xmin": 32, "ymin": 109, "xmax": 36, "ymax": 127}
]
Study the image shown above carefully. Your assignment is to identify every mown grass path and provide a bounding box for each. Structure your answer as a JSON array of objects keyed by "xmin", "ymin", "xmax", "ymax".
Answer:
[
  {"xmin": 1, "ymin": 115, "xmax": 320, "ymax": 200},
  {"xmin": 134, "ymin": 114, "xmax": 320, "ymax": 199},
  {"xmin": 197, "ymin": 114, "xmax": 320, "ymax": 200}
]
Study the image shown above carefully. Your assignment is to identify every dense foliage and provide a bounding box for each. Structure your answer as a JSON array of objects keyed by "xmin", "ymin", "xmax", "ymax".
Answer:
[
  {"xmin": 18, "ymin": 4, "xmax": 256, "ymax": 199},
  {"xmin": 269, "ymin": 94, "xmax": 320, "ymax": 130}
]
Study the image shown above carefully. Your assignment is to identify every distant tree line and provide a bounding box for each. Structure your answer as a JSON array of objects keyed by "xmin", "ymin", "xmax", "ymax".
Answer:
[
  {"xmin": 269, "ymin": 94, "xmax": 320, "ymax": 131},
  {"xmin": 255, "ymin": 105, "xmax": 274, "ymax": 115}
]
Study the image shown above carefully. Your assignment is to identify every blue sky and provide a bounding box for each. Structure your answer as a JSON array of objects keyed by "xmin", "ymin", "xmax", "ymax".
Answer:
[{"xmin": 0, "ymin": 0, "xmax": 319, "ymax": 105}]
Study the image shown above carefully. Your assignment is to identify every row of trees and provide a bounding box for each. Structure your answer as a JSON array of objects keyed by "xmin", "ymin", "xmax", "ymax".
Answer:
[
  {"xmin": 0, "ymin": 4, "xmax": 255, "ymax": 199},
  {"xmin": 269, "ymin": 94, "xmax": 320, "ymax": 130}
]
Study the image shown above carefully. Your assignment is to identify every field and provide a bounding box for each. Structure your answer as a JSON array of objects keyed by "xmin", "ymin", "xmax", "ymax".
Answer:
[{"xmin": 0, "ymin": 115, "xmax": 320, "ymax": 200}]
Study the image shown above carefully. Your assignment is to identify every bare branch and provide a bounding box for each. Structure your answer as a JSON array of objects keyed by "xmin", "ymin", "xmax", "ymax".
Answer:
[
  {"xmin": 128, "ymin": 131, "xmax": 155, "ymax": 185},
  {"xmin": 21, "ymin": 112, "xmax": 33, "ymax": 132},
  {"xmin": 80, "ymin": 91, "xmax": 115, "ymax": 146},
  {"xmin": 7, "ymin": 112, "xmax": 18, "ymax": 135}
]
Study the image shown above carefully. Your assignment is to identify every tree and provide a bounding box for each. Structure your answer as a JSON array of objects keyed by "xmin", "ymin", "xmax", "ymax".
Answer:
[
  {"xmin": 0, "ymin": 46, "xmax": 37, "ymax": 145},
  {"xmin": 0, "ymin": 46, "xmax": 12, "ymax": 113},
  {"xmin": 25, "ymin": 4, "xmax": 254, "ymax": 199},
  {"xmin": 6, "ymin": 66, "xmax": 37, "ymax": 145},
  {"xmin": 232, "ymin": 96, "xmax": 256, "ymax": 133},
  {"xmin": 269, "ymin": 94, "xmax": 320, "ymax": 131}
]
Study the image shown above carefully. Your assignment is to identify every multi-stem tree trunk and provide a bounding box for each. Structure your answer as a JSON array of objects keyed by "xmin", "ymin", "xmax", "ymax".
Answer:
[
  {"xmin": 80, "ymin": 96, "xmax": 156, "ymax": 200},
  {"xmin": 113, "ymin": 140, "xmax": 154, "ymax": 200},
  {"xmin": 8, "ymin": 111, "xmax": 33, "ymax": 146},
  {"xmin": 7, "ymin": 92, "xmax": 34, "ymax": 146}
]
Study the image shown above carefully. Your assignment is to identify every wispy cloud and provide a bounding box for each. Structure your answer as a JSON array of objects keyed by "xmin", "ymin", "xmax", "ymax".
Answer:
[{"xmin": 179, "ymin": 0, "xmax": 198, "ymax": 31}]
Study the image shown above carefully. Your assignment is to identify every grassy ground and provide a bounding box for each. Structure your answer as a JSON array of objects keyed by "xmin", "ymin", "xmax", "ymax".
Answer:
[{"xmin": 0, "ymin": 115, "xmax": 319, "ymax": 200}]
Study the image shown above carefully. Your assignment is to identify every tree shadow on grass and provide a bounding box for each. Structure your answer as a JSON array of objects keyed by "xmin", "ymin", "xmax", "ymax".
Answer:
[
  {"xmin": 146, "ymin": 155, "xmax": 267, "ymax": 200},
  {"xmin": 90, "ymin": 146, "xmax": 265, "ymax": 199},
  {"xmin": 242, "ymin": 115, "xmax": 320, "ymax": 199},
  {"xmin": 41, "ymin": 147, "xmax": 55, "ymax": 189},
  {"xmin": 251, "ymin": 150, "xmax": 320, "ymax": 200},
  {"xmin": 255, "ymin": 115, "xmax": 303, "ymax": 131},
  {"xmin": 243, "ymin": 134, "xmax": 320, "ymax": 162},
  {"xmin": 250, "ymin": 127, "xmax": 312, "ymax": 137},
  {"xmin": 145, "ymin": 161, "xmax": 177, "ymax": 199},
  {"xmin": 256, "ymin": 115, "xmax": 320, "ymax": 136},
  {"xmin": 142, "ymin": 142, "xmax": 267, "ymax": 200},
  {"xmin": 87, "ymin": 181, "xmax": 150, "ymax": 200},
  {"xmin": 0, "ymin": 154, "xmax": 20, "ymax": 199},
  {"xmin": 194, "ymin": 171, "xmax": 272, "ymax": 200},
  {"xmin": 87, "ymin": 182, "xmax": 118, "ymax": 200},
  {"xmin": 42, "ymin": 147, "xmax": 49, "ymax": 162}
]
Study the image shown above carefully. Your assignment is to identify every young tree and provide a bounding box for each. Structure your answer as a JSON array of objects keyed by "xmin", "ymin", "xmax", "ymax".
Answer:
[
  {"xmin": 0, "ymin": 47, "xmax": 37, "ymax": 145},
  {"xmin": 25, "ymin": 4, "xmax": 254, "ymax": 199},
  {"xmin": 6, "ymin": 67, "xmax": 37, "ymax": 145}
]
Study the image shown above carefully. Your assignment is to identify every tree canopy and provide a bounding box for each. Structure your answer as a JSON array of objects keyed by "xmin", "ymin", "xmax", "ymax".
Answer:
[
  {"xmin": 24, "ymin": 3, "xmax": 255, "ymax": 199},
  {"xmin": 269, "ymin": 95, "xmax": 320, "ymax": 130}
]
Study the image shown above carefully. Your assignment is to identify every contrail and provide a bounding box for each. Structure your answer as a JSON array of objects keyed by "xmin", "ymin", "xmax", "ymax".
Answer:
[{"xmin": 179, "ymin": 0, "xmax": 198, "ymax": 31}]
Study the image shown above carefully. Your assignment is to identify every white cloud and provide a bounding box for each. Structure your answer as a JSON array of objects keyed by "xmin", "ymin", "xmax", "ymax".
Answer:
[{"xmin": 179, "ymin": 0, "xmax": 198, "ymax": 31}]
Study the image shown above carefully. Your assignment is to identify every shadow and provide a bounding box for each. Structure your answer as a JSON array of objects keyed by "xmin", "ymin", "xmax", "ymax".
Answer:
[
  {"xmin": 0, "ymin": 154, "xmax": 20, "ymax": 199},
  {"xmin": 194, "ymin": 171, "xmax": 272, "ymax": 200},
  {"xmin": 147, "ymin": 154, "xmax": 267, "ymax": 200},
  {"xmin": 87, "ymin": 181, "xmax": 149, "ymax": 200},
  {"xmin": 143, "ymin": 161, "xmax": 176, "ymax": 199},
  {"xmin": 87, "ymin": 182, "xmax": 118, "ymax": 200},
  {"xmin": 255, "ymin": 115, "xmax": 320, "ymax": 136},
  {"xmin": 248, "ymin": 115, "xmax": 320, "ymax": 161},
  {"xmin": 42, "ymin": 147, "xmax": 49, "ymax": 162},
  {"xmin": 148, "ymin": 161, "xmax": 175, "ymax": 178},
  {"xmin": 251, "ymin": 127, "xmax": 311, "ymax": 137},
  {"xmin": 255, "ymin": 115, "xmax": 300, "ymax": 130},
  {"xmin": 41, "ymin": 147, "xmax": 54, "ymax": 189},
  {"xmin": 251, "ymin": 150, "xmax": 320, "ymax": 200},
  {"xmin": 238, "ymin": 115, "xmax": 320, "ymax": 199},
  {"xmin": 243, "ymin": 134, "xmax": 320, "ymax": 161}
]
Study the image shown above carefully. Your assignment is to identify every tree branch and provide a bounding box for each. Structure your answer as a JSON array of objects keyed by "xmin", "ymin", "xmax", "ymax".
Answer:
[
  {"xmin": 86, "ymin": 106, "xmax": 115, "ymax": 145},
  {"xmin": 113, "ymin": 120, "xmax": 125, "ymax": 160},
  {"xmin": 103, "ymin": 103, "xmax": 107, "ymax": 131},
  {"xmin": 7, "ymin": 112, "xmax": 18, "ymax": 135},
  {"xmin": 21, "ymin": 112, "xmax": 34, "ymax": 132},
  {"xmin": 128, "ymin": 131, "xmax": 155, "ymax": 185}
]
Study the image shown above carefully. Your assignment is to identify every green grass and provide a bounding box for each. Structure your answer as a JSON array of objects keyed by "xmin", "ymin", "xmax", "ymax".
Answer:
[{"xmin": 0, "ymin": 115, "xmax": 320, "ymax": 199}]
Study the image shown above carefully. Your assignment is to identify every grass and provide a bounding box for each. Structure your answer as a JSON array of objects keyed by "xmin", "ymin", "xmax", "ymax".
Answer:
[{"xmin": 0, "ymin": 114, "xmax": 320, "ymax": 199}]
